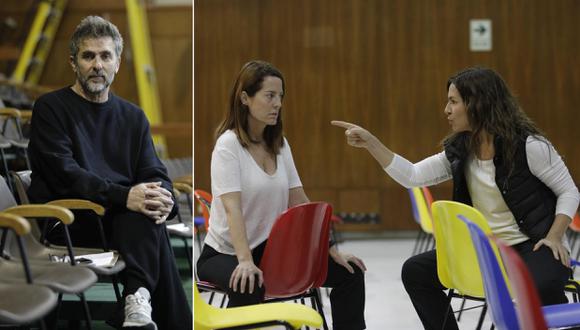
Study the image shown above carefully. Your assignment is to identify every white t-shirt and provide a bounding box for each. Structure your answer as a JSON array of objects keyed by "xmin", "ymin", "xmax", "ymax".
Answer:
[
  {"xmin": 384, "ymin": 136, "xmax": 580, "ymax": 245},
  {"xmin": 204, "ymin": 130, "xmax": 303, "ymax": 254}
]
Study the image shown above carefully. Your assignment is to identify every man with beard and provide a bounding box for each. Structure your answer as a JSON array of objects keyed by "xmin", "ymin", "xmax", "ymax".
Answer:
[{"xmin": 27, "ymin": 16, "xmax": 192, "ymax": 330}]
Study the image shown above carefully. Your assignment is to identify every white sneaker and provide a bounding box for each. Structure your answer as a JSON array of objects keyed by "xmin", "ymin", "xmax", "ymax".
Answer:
[{"xmin": 122, "ymin": 287, "xmax": 158, "ymax": 329}]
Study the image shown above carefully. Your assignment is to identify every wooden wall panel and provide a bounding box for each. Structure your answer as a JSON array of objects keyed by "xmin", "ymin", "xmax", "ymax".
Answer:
[
  {"xmin": 194, "ymin": 0, "xmax": 580, "ymax": 231},
  {"xmin": 0, "ymin": 0, "xmax": 192, "ymax": 157}
]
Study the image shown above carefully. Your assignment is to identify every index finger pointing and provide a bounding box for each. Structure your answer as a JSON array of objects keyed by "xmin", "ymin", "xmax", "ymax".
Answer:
[{"xmin": 331, "ymin": 120, "xmax": 358, "ymax": 129}]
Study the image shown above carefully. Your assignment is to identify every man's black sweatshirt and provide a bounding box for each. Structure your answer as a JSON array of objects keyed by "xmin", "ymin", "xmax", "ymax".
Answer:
[{"xmin": 28, "ymin": 87, "xmax": 174, "ymax": 212}]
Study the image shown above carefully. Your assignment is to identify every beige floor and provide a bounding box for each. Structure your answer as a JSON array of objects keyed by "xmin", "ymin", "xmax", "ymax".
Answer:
[{"xmin": 196, "ymin": 237, "xmax": 580, "ymax": 330}]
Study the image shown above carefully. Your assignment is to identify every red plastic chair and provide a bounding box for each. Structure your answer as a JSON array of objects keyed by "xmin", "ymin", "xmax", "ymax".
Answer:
[
  {"xmin": 192, "ymin": 189, "xmax": 228, "ymax": 306},
  {"xmin": 494, "ymin": 237, "xmax": 580, "ymax": 330},
  {"xmin": 569, "ymin": 212, "xmax": 580, "ymax": 258},
  {"xmin": 421, "ymin": 186, "xmax": 435, "ymax": 208},
  {"xmin": 193, "ymin": 189, "xmax": 212, "ymax": 230},
  {"xmin": 259, "ymin": 202, "xmax": 333, "ymax": 330}
]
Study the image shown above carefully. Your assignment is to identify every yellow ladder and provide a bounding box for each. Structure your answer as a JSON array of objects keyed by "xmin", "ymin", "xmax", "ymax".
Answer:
[
  {"xmin": 11, "ymin": 0, "xmax": 67, "ymax": 85},
  {"xmin": 125, "ymin": 0, "xmax": 166, "ymax": 156}
]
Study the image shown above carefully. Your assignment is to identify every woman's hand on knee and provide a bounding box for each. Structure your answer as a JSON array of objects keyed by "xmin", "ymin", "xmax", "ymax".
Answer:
[
  {"xmin": 229, "ymin": 260, "xmax": 264, "ymax": 294},
  {"xmin": 533, "ymin": 236, "xmax": 570, "ymax": 268},
  {"xmin": 329, "ymin": 246, "xmax": 367, "ymax": 274}
]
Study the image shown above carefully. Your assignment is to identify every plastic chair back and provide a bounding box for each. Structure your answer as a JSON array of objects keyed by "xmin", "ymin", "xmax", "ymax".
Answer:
[
  {"xmin": 408, "ymin": 187, "xmax": 433, "ymax": 234},
  {"xmin": 431, "ymin": 200, "xmax": 492, "ymax": 297},
  {"xmin": 494, "ymin": 237, "xmax": 549, "ymax": 330},
  {"xmin": 570, "ymin": 212, "xmax": 580, "ymax": 232},
  {"xmin": 260, "ymin": 202, "xmax": 332, "ymax": 298},
  {"xmin": 193, "ymin": 189, "xmax": 212, "ymax": 230},
  {"xmin": 459, "ymin": 215, "xmax": 520, "ymax": 330},
  {"xmin": 422, "ymin": 186, "xmax": 435, "ymax": 208}
]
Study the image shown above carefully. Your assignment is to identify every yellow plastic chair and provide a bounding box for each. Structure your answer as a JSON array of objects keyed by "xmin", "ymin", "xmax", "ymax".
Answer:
[
  {"xmin": 431, "ymin": 200, "xmax": 503, "ymax": 329},
  {"xmin": 409, "ymin": 187, "xmax": 434, "ymax": 255},
  {"xmin": 194, "ymin": 281, "xmax": 323, "ymax": 330}
]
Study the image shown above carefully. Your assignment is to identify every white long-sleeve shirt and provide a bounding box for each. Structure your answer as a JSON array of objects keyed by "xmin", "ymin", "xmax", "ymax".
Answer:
[{"xmin": 385, "ymin": 136, "xmax": 580, "ymax": 244}]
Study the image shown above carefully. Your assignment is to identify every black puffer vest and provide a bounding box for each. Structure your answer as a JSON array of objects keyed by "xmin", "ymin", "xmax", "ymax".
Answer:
[{"xmin": 444, "ymin": 133, "xmax": 556, "ymax": 242}]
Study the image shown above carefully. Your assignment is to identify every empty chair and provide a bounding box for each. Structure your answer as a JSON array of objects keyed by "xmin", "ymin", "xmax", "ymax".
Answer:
[
  {"xmin": 408, "ymin": 187, "xmax": 434, "ymax": 255},
  {"xmin": 461, "ymin": 214, "xmax": 580, "ymax": 330},
  {"xmin": 10, "ymin": 171, "xmax": 125, "ymax": 299},
  {"xmin": 0, "ymin": 212, "xmax": 59, "ymax": 329},
  {"xmin": 0, "ymin": 107, "xmax": 30, "ymax": 169},
  {"xmin": 194, "ymin": 280, "xmax": 322, "ymax": 330}
]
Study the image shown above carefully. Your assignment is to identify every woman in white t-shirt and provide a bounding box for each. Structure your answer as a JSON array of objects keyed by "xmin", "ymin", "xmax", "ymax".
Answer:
[
  {"xmin": 197, "ymin": 61, "xmax": 367, "ymax": 330},
  {"xmin": 332, "ymin": 67, "xmax": 579, "ymax": 330}
]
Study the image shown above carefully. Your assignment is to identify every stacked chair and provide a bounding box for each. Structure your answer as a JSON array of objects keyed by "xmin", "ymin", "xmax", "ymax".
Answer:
[
  {"xmin": 8, "ymin": 172, "xmax": 127, "ymax": 326},
  {"xmin": 0, "ymin": 212, "xmax": 60, "ymax": 329},
  {"xmin": 0, "ymin": 107, "xmax": 31, "ymax": 192}
]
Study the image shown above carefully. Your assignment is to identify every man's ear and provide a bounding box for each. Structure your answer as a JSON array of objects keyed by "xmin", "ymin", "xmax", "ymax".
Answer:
[
  {"xmin": 115, "ymin": 55, "xmax": 121, "ymax": 74},
  {"xmin": 69, "ymin": 55, "xmax": 77, "ymax": 72}
]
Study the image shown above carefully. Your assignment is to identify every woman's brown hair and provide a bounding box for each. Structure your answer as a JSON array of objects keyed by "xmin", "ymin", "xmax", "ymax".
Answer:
[
  {"xmin": 444, "ymin": 67, "xmax": 544, "ymax": 173},
  {"xmin": 215, "ymin": 60, "xmax": 285, "ymax": 155}
]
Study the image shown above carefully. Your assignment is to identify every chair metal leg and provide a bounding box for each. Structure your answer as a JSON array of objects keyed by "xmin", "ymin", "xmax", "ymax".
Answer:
[
  {"xmin": 78, "ymin": 293, "xmax": 93, "ymax": 330},
  {"xmin": 442, "ymin": 289, "xmax": 454, "ymax": 329},
  {"xmin": 0, "ymin": 148, "xmax": 13, "ymax": 192},
  {"xmin": 411, "ymin": 230, "xmax": 423, "ymax": 255},
  {"xmin": 195, "ymin": 226, "xmax": 203, "ymax": 252},
  {"xmin": 312, "ymin": 288, "xmax": 328, "ymax": 330},
  {"xmin": 182, "ymin": 237, "xmax": 193, "ymax": 274},
  {"xmin": 39, "ymin": 318, "xmax": 48, "ymax": 330},
  {"xmin": 475, "ymin": 303, "xmax": 487, "ymax": 330},
  {"xmin": 456, "ymin": 297, "xmax": 467, "ymax": 321},
  {"xmin": 22, "ymin": 150, "xmax": 31, "ymax": 170},
  {"xmin": 219, "ymin": 294, "xmax": 227, "ymax": 308},
  {"xmin": 417, "ymin": 231, "xmax": 427, "ymax": 254},
  {"xmin": 429, "ymin": 235, "xmax": 436, "ymax": 250},
  {"xmin": 112, "ymin": 275, "xmax": 122, "ymax": 302}
]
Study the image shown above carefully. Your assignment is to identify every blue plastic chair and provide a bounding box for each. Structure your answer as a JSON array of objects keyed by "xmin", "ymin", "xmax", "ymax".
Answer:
[
  {"xmin": 459, "ymin": 214, "xmax": 580, "ymax": 330},
  {"xmin": 458, "ymin": 215, "xmax": 519, "ymax": 330}
]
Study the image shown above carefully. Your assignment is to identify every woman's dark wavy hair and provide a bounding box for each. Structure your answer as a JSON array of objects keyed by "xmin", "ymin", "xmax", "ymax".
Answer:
[
  {"xmin": 215, "ymin": 60, "xmax": 285, "ymax": 155},
  {"xmin": 443, "ymin": 67, "xmax": 544, "ymax": 172}
]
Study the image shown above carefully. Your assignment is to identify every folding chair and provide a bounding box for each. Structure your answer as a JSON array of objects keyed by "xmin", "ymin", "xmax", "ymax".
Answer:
[
  {"xmin": 0, "ymin": 202, "xmax": 97, "ymax": 329},
  {"xmin": 166, "ymin": 182, "xmax": 193, "ymax": 274},
  {"xmin": 0, "ymin": 108, "xmax": 30, "ymax": 169},
  {"xmin": 194, "ymin": 281, "xmax": 322, "ymax": 330},
  {"xmin": 0, "ymin": 212, "xmax": 58, "ymax": 330},
  {"xmin": 9, "ymin": 171, "xmax": 126, "ymax": 322}
]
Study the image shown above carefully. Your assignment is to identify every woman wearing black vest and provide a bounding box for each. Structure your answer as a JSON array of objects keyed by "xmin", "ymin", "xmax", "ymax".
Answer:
[{"xmin": 332, "ymin": 67, "xmax": 579, "ymax": 330}]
